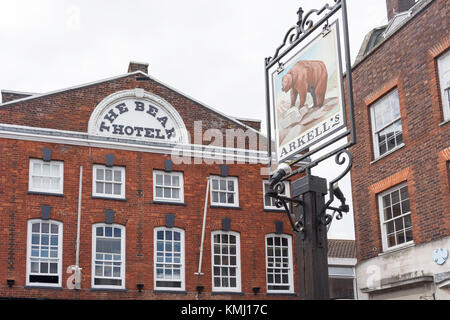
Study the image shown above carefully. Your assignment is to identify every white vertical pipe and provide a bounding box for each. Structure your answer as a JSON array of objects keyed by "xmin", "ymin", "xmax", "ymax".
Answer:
[
  {"xmin": 195, "ymin": 177, "xmax": 210, "ymax": 275},
  {"xmin": 75, "ymin": 166, "xmax": 82, "ymax": 267}
]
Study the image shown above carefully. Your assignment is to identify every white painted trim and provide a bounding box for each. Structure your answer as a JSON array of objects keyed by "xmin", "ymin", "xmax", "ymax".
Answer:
[
  {"xmin": 92, "ymin": 165, "xmax": 126, "ymax": 200},
  {"xmin": 377, "ymin": 182, "xmax": 413, "ymax": 252},
  {"xmin": 328, "ymin": 257, "xmax": 357, "ymax": 266},
  {"xmin": 265, "ymin": 234, "xmax": 295, "ymax": 294},
  {"xmin": 153, "ymin": 170, "xmax": 184, "ymax": 203},
  {"xmin": 211, "ymin": 230, "xmax": 242, "ymax": 293},
  {"xmin": 91, "ymin": 223, "xmax": 126, "ymax": 290},
  {"xmin": 26, "ymin": 219, "xmax": 63, "ymax": 288},
  {"xmin": 153, "ymin": 227, "xmax": 186, "ymax": 291},
  {"xmin": 28, "ymin": 158, "xmax": 64, "ymax": 195},
  {"xmin": 209, "ymin": 176, "xmax": 239, "ymax": 207},
  {"xmin": 0, "ymin": 123, "xmax": 268, "ymax": 163}
]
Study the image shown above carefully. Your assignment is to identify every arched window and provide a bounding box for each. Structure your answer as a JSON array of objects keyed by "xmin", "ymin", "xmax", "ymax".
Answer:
[
  {"xmin": 26, "ymin": 219, "xmax": 63, "ymax": 287},
  {"xmin": 154, "ymin": 227, "xmax": 185, "ymax": 291},
  {"xmin": 92, "ymin": 224, "xmax": 126, "ymax": 289}
]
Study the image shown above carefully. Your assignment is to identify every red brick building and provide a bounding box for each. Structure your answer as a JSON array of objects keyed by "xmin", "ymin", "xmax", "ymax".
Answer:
[
  {"xmin": 0, "ymin": 61, "xmax": 311, "ymax": 300},
  {"xmin": 350, "ymin": 0, "xmax": 449, "ymax": 299}
]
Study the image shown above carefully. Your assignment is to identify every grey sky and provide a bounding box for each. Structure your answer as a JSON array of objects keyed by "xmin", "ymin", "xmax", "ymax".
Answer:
[{"xmin": 0, "ymin": 0, "xmax": 389, "ymax": 239}]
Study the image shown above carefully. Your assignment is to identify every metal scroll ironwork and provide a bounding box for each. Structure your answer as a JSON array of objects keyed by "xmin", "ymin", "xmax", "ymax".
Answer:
[
  {"xmin": 265, "ymin": 0, "xmax": 341, "ymax": 68},
  {"xmin": 319, "ymin": 149, "xmax": 352, "ymax": 229},
  {"xmin": 267, "ymin": 149, "xmax": 352, "ymax": 234}
]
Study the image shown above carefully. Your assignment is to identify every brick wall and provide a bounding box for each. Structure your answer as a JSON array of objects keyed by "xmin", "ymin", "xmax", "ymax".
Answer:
[
  {"xmin": 349, "ymin": 0, "xmax": 449, "ymax": 261},
  {"xmin": 0, "ymin": 138, "xmax": 297, "ymax": 299}
]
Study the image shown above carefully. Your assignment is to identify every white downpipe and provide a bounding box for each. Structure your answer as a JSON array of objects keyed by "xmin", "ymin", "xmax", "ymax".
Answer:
[
  {"xmin": 195, "ymin": 177, "xmax": 210, "ymax": 276},
  {"xmin": 75, "ymin": 166, "xmax": 82, "ymax": 267}
]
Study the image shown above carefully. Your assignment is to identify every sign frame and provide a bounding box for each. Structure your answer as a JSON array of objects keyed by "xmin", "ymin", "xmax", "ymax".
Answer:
[{"xmin": 264, "ymin": 0, "xmax": 356, "ymax": 173}]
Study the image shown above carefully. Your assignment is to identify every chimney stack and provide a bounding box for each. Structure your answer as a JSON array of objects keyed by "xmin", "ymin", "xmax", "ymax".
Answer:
[
  {"xmin": 128, "ymin": 61, "xmax": 149, "ymax": 74},
  {"xmin": 386, "ymin": 0, "xmax": 417, "ymax": 21}
]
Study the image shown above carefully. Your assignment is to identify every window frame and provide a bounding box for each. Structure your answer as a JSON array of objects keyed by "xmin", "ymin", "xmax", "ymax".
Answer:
[
  {"xmin": 262, "ymin": 180, "xmax": 290, "ymax": 211},
  {"xmin": 153, "ymin": 170, "xmax": 184, "ymax": 203},
  {"xmin": 265, "ymin": 233, "xmax": 294, "ymax": 294},
  {"xmin": 211, "ymin": 230, "xmax": 242, "ymax": 293},
  {"xmin": 209, "ymin": 176, "xmax": 239, "ymax": 207},
  {"xmin": 377, "ymin": 182, "xmax": 414, "ymax": 252},
  {"xmin": 91, "ymin": 223, "xmax": 126, "ymax": 290},
  {"xmin": 26, "ymin": 219, "xmax": 63, "ymax": 288},
  {"xmin": 92, "ymin": 164, "xmax": 126, "ymax": 199},
  {"xmin": 28, "ymin": 158, "xmax": 64, "ymax": 195},
  {"xmin": 437, "ymin": 50, "xmax": 450, "ymax": 122},
  {"xmin": 153, "ymin": 227, "xmax": 185, "ymax": 291},
  {"xmin": 369, "ymin": 89, "xmax": 404, "ymax": 159}
]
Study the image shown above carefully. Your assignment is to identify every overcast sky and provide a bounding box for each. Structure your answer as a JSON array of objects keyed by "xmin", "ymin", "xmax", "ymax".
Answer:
[{"xmin": 0, "ymin": 0, "xmax": 389, "ymax": 239}]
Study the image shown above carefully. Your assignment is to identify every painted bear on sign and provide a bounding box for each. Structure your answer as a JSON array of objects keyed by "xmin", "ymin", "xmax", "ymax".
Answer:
[{"xmin": 282, "ymin": 60, "xmax": 328, "ymax": 109}]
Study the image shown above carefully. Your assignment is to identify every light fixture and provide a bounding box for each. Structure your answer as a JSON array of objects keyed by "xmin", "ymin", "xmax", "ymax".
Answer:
[
  {"xmin": 252, "ymin": 287, "xmax": 260, "ymax": 295},
  {"xmin": 196, "ymin": 286, "xmax": 204, "ymax": 295},
  {"xmin": 136, "ymin": 283, "xmax": 144, "ymax": 292},
  {"xmin": 7, "ymin": 279, "xmax": 14, "ymax": 288}
]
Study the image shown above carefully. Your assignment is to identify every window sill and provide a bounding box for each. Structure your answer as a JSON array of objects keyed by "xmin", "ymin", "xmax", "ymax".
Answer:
[
  {"xmin": 439, "ymin": 118, "xmax": 450, "ymax": 127},
  {"xmin": 266, "ymin": 292, "xmax": 297, "ymax": 297},
  {"xmin": 27, "ymin": 191, "xmax": 64, "ymax": 197},
  {"xmin": 211, "ymin": 291, "xmax": 244, "ymax": 295},
  {"xmin": 152, "ymin": 200, "xmax": 187, "ymax": 206},
  {"xmin": 370, "ymin": 143, "xmax": 406, "ymax": 165},
  {"xmin": 210, "ymin": 205, "xmax": 242, "ymax": 210},
  {"xmin": 153, "ymin": 290, "xmax": 187, "ymax": 295},
  {"xmin": 90, "ymin": 288, "xmax": 127, "ymax": 292},
  {"xmin": 24, "ymin": 285, "xmax": 63, "ymax": 290},
  {"xmin": 378, "ymin": 241, "xmax": 415, "ymax": 256},
  {"xmin": 92, "ymin": 196, "xmax": 127, "ymax": 202}
]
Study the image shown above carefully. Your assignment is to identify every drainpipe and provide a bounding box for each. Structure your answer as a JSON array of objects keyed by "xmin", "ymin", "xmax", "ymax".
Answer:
[
  {"xmin": 73, "ymin": 166, "xmax": 83, "ymax": 289},
  {"xmin": 195, "ymin": 177, "xmax": 210, "ymax": 276}
]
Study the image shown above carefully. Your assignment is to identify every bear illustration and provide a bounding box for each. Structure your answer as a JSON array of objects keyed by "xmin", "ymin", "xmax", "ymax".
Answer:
[{"xmin": 281, "ymin": 60, "xmax": 328, "ymax": 109}]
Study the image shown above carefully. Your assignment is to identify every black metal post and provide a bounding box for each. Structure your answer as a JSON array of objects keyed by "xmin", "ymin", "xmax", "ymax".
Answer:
[{"xmin": 292, "ymin": 173, "xmax": 329, "ymax": 300}]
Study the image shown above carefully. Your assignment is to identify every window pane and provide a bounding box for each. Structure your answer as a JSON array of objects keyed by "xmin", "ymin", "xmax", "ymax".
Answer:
[
  {"xmin": 114, "ymin": 170, "xmax": 121, "ymax": 182},
  {"xmin": 156, "ymin": 174, "xmax": 163, "ymax": 185},
  {"xmin": 96, "ymin": 168, "xmax": 104, "ymax": 180},
  {"xmin": 172, "ymin": 176, "xmax": 180, "ymax": 186},
  {"xmin": 105, "ymin": 227, "xmax": 112, "ymax": 237},
  {"xmin": 51, "ymin": 165, "xmax": 59, "ymax": 176},
  {"xmin": 105, "ymin": 169, "xmax": 113, "ymax": 181},
  {"xmin": 113, "ymin": 183, "xmax": 121, "ymax": 195},
  {"xmin": 33, "ymin": 163, "xmax": 41, "ymax": 175},
  {"xmin": 43, "ymin": 164, "xmax": 50, "ymax": 176},
  {"xmin": 105, "ymin": 183, "xmax": 112, "ymax": 194},
  {"xmin": 164, "ymin": 188, "xmax": 171, "ymax": 198},
  {"xmin": 164, "ymin": 175, "xmax": 171, "ymax": 186},
  {"xmin": 96, "ymin": 182, "xmax": 104, "ymax": 194}
]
